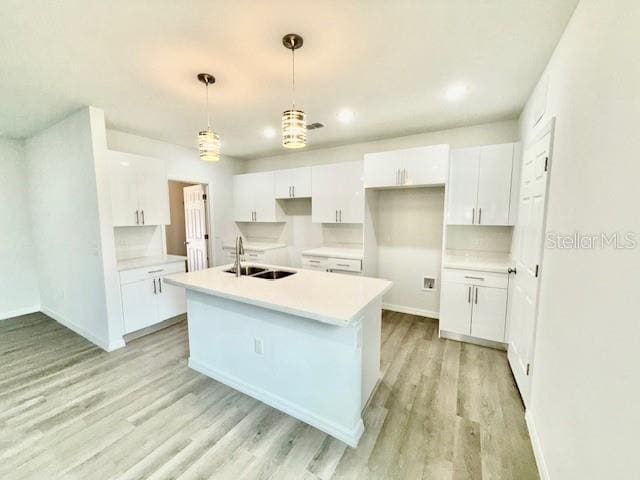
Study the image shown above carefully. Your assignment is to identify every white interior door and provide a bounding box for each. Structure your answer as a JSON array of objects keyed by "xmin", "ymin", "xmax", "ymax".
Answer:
[
  {"xmin": 508, "ymin": 126, "xmax": 553, "ymax": 406},
  {"xmin": 184, "ymin": 184, "xmax": 209, "ymax": 271}
]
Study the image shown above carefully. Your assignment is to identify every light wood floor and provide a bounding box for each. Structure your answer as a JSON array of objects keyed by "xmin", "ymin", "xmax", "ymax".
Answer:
[{"xmin": 0, "ymin": 311, "xmax": 538, "ymax": 479}]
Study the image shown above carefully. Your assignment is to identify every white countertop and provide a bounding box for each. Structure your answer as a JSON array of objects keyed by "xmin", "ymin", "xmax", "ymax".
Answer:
[
  {"xmin": 117, "ymin": 255, "xmax": 187, "ymax": 272},
  {"xmin": 301, "ymin": 246, "xmax": 364, "ymax": 260},
  {"xmin": 442, "ymin": 250, "xmax": 513, "ymax": 274},
  {"xmin": 164, "ymin": 264, "xmax": 392, "ymax": 327},
  {"xmin": 222, "ymin": 241, "xmax": 287, "ymax": 252}
]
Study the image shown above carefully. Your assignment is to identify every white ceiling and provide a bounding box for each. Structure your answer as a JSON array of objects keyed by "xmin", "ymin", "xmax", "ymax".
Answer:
[{"xmin": 0, "ymin": 0, "xmax": 578, "ymax": 159}]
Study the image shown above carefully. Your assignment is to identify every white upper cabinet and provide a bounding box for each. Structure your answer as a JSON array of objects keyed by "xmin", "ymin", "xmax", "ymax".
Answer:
[
  {"xmin": 364, "ymin": 144, "xmax": 449, "ymax": 188},
  {"xmin": 275, "ymin": 167, "xmax": 312, "ymax": 199},
  {"xmin": 447, "ymin": 143, "xmax": 516, "ymax": 226},
  {"xmin": 233, "ymin": 172, "xmax": 285, "ymax": 222},
  {"xmin": 108, "ymin": 150, "xmax": 170, "ymax": 227},
  {"xmin": 312, "ymin": 161, "xmax": 364, "ymax": 223}
]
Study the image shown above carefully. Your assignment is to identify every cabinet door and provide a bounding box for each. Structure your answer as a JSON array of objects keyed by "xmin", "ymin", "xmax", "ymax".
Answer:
[
  {"xmin": 476, "ymin": 144, "xmax": 514, "ymax": 225},
  {"xmin": 439, "ymin": 281, "xmax": 473, "ymax": 335},
  {"xmin": 403, "ymin": 144, "xmax": 449, "ymax": 186},
  {"xmin": 157, "ymin": 277, "xmax": 186, "ymax": 321},
  {"xmin": 251, "ymin": 171, "xmax": 281, "ymax": 222},
  {"xmin": 470, "ymin": 286, "xmax": 507, "ymax": 342},
  {"xmin": 337, "ymin": 161, "xmax": 365, "ymax": 223},
  {"xmin": 108, "ymin": 151, "xmax": 140, "ymax": 227},
  {"xmin": 274, "ymin": 169, "xmax": 293, "ymax": 199},
  {"xmin": 363, "ymin": 151, "xmax": 403, "ymax": 188},
  {"xmin": 447, "ymin": 148, "xmax": 480, "ymax": 224},
  {"xmin": 290, "ymin": 167, "xmax": 312, "ymax": 198},
  {"xmin": 312, "ymin": 164, "xmax": 340, "ymax": 223},
  {"xmin": 121, "ymin": 279, "xmax": 158, "ymax": 333},
  {"xmin": 233, "ymin": 174, "xmax": 253, "ymax": 222},
  {"xmin": 136, "ymin": 156, "xmax": 170, "ymax": 225}
]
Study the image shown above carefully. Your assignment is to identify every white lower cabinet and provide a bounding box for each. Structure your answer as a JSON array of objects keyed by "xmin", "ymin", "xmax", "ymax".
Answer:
[
  {"xmin": 439, "ymin": 268, "xmax": 508, "ymax": 343},
  {"xmin": 120, "ymin": 261, "xmax": 186, "ymax": 334}
]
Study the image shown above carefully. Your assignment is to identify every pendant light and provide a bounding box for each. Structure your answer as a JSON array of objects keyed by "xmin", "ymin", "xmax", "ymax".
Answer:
[
  {"xmin": 281, "ymin": 34, "xmax": 306, "ymax": 149},
  {"xmin": 197, "ymin": 73, "xmax": 221, "ymax": 162}
]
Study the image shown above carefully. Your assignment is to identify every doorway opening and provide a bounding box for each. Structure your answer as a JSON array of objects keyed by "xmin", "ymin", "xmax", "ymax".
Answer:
[{"xmin": 166, "ymin": 180, "xmax": 211, "ymax": 272}]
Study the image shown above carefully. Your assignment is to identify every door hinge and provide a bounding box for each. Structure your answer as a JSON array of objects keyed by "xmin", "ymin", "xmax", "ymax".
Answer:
[
  {"xmin": 535, "ymin": 264, "xmax": 539, "ymax": 277},
  {"xmin": 204, "ymin": 234, "xmax": 209, "ymax": 240},
  {"xmin": 544, "ymin": 157, "xmax": 549, "ymax": 172},
  {"xmin": 526, "ymin": 363, "xmax": 531, "ymax": 375},
  {"xmin": 202, "ymin": 193, "xmax": 207, "ymax": 200}
]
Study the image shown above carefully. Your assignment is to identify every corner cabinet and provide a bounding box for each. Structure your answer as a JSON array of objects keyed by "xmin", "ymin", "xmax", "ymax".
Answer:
[
  {"xmin": 439, "ymin": 268, "xmax": 508, "ymax": 344},
  {"xmin": 233, "ymin": 172, "xmax": 285, "ymax": 222},
  {"xmin": 364, "ymin": 144, "xmax": 449, "ymax": 188},
  {"xmin": 446, "ymin": 143, "xmax": 516, "ymax": 226},
  {"xmin": 108, "ymin": 150, "xmax": 170, "ymax": 227},
  {"xmin": 312, "ymin": 161, "xmax": 364, "ymax": 223}
]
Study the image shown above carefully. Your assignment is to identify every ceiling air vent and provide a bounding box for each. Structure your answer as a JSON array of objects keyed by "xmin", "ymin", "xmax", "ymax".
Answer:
[{"xmin": 306, "ymin": 122, "xmax": 324, "ymax": 130}]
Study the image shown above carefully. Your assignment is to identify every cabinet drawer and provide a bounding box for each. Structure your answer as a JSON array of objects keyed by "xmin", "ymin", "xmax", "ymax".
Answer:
[
  {"xmin": 442, "ymin": 268, "xmax": 508, "ymax": 289},
  {"xmin": 120, "ymin": 261, "xmax": 186, "ymax": 285},
  {"xmin": 328, "ymin": 257, "xmax": 362, "ymax": 273},
  {"xmin": 244, "ymin": 251, "xmax": 266, "ymax": 262},
  {"xmin": 301, "ymin": 256, "xmax": 328, "ymax": 270}
]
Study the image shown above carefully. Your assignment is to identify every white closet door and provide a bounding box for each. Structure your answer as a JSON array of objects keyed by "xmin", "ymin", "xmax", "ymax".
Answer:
[
  {"xmin": 447, "ymin": 148, "xmax": 480, "ymax": 224},
  {"xmin": 470, "ymin": 286, "xmax": 507, "ymax": 342},
  {"xmin": 108, "ymin": 151, "xmax": 140, "ymax": 227},
  {"xmin": 477, "ymin": 144, "xmax": 514, "ymax": 225},
  {"xmin": 184, "ymin": 185, "xmax": 208, "ymax": 271},
  {"xmin": 136, "ymin": 157, "xmax": 170, "ymax": 225}
]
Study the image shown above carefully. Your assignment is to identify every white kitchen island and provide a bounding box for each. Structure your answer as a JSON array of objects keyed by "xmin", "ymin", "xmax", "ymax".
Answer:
[{"xmin": 164, "ymin": 264, "xmax": 392, "ymax": 447}]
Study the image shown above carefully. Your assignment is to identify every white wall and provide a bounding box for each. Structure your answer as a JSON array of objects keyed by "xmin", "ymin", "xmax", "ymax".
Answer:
[
  {"xmin": 106, "ymin": 130, "xmax": 244, "ymax": 266},
  {"xmin": 0, "ymin": 139, "xmax": 40, "ymax": 319},
  {"xmin": 25, "ymin": 107, "xmax": 122, "ymax": 349},
  {"xmin": 518, "ymin": 1, "xmax": 640, "ymax": 478}
]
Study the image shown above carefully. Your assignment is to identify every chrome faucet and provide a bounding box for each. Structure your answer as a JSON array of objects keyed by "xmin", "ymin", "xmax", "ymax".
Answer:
[{"xmin": 234, "ymin": 236, "xmax": 245, "ymax": 277}]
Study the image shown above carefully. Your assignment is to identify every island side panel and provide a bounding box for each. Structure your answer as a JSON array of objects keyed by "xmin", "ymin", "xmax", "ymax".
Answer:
[
  {"xmin": 185, "ymin": 290, "xmax": 365, "ymax": 446},
  {"xmin": 360, "ymin": 297, "xmax": 382, "ymax": 410}
]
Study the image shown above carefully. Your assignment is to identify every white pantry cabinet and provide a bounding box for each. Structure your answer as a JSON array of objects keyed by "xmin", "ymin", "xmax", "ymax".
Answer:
[
  {"xmin": 233, "ymin": 172, "xmax": 285, "ymax": 222},
  {"xmin": 447, "ymin": 143, "xmax": 516, "ymax": 225},
  {"xmin": 439, "ymin": 268, "xmax": 509, "ymax": 343},
  {"xmin": 364, "ymin": 144, "xmax": 449, "ymax": 188},
  {"xmin": 275, "ymin": 167, "xmax": 312, "ymax": 199},
  {"xmin": 108, "ymin": 150, "xmax": 170, "ymax": 227},
  {"xmin": 312, "ymin": 161, "xmax": 364, "ymax": 223},
  {"xmin": 120, "ymin": 261, "xmax": 186, "ymax": 334}
]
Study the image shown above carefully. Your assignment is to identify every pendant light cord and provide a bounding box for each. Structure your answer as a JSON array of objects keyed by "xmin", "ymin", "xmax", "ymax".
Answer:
[
  {"xmin": 291, "ymin": 43, "xmax": 296, "ymax": 108},
  {"xmin": 205, "ymin": 81, "xmax": 211, "ymax": 128}
]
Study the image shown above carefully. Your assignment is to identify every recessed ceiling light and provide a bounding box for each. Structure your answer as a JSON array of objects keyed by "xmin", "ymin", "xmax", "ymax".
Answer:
[
  {"xmin": 337, "ymin": 109, "xmax": 355, "ymax": 124},
  {"xmin": 445, "ymin": 84, "xmax": 468, "ymax": 101},
  {"xmin": 263, "ymin": 127, "xmax": 276, "ymax": 138}
]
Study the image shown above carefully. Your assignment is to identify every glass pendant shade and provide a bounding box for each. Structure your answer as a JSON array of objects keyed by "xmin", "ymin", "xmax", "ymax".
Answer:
[
  {"xmin": 198, "ymin": 127, "xmax": 220, "ymax": 162},
  {"xmin": 281, "ymin": 109, "xmax": 306, "ymax": 149}
]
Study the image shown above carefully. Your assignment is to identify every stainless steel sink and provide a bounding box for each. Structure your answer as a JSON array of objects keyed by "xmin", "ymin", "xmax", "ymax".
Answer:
[
  {"xmin": 252, "ymin": 270, "xmax": 296, "ymax": 280},
  {"xmin": 224, "ymin": 266, "xmax": 268, "ymax": 276}
]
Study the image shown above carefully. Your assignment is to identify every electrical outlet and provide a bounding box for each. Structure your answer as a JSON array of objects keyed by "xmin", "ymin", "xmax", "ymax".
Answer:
[{"xmin": 254, "ymin": 338, "xmax": 264, "ymax": 355}]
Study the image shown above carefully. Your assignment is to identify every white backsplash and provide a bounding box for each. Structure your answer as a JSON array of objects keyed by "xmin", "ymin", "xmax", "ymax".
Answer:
[
  {"xmin": 114, "ymin": 225, "xmax": 164, "ymax": 260},
  {"xmin": 446, "ymin": 225, "xmax": 513, "ymax": 253}
]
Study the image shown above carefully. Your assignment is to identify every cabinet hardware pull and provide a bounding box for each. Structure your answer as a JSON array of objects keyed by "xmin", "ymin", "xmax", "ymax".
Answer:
[
  {"xmin": 468, "ymin": 286, "xmax": 471, "ymax": 303},
  {"xmin": 153, "ymin": 278, "xmax": 157, "ymax": 295},
  {"xmin": 396, "ymin": 169, "xmax": 399, "ymax": 185},
  {"xmin": 464, "ymin": 276, "xmax": 485, "ymax": 280},
  {"xmin": 475, "ymin": 287, "xmax": 478, "ymax": 304},
  {"xmin": 148, "ymin": 269, "xmax": 164, "ymax": 274},
  {"xmin": 308, "ymin": 260, "xmax": 320, "ymax": 263},
  {"xmin": 293, "ymin": 185, "xmax": 295, "ymax": 197},
  {"xmin": 403, "ymin": 169, "xmax": 407, "ymax": 184},
  {"xmin": 135, "ymin": 210, "xmax": 139, "ymax": 224},
  {"xmin": 478, "ymin": 207, "xmax": 482, "ymax": 225},
  {"xmin": 159, "ymin": 278, "xmax": 162, "ymax": 293},
  {"xmin": 141, "ymin": 210, "xmax": 145, "ymax": 225},
  {"xmin": 472, "ymin": 208, "xmax": 475, "ymax": 224},
  {"xmin": 335, "ymin": 210, "xmax": 338, "ymax": 222},
  {"xmin": 339, "ymin": 210, "xmax": 342, "ymax": 222},
  {"xmin": 337, "ymin": 263, "xmax": 350, "ymax": 267}
]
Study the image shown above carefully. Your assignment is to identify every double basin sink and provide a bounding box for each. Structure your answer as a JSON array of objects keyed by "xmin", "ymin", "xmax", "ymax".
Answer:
[{"xmin": 224, "ymin": 265, "xmax": 296, "ymax": 280}]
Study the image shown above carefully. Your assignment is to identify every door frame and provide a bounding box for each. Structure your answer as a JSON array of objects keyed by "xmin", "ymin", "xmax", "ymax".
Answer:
[
  {"xmin": 166, "ymin": 176, "xmax": 213, "ymax": 268},
  {"xmin": 507, "ymin": 116, "xmax": 556, "ymax": 406}
]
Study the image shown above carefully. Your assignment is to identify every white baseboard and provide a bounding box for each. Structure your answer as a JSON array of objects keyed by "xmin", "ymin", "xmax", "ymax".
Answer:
[
  {"xmin": 189, "ymin": 357, "xmax": 364, "ymax": 448},
  {"xmin": 382, "ymin": 303, "xmax": 439, "ymax": 319},
  {"xmin": 41, "ymin": 307, "xmax": 119, "ymax": 352},
  {"xmin": 0, "ymin": 305, "xmax": 41, "ymax": 321},
  {"xmin": 526, "ymin": 410, "xmax": 550, "ymax": 480}
]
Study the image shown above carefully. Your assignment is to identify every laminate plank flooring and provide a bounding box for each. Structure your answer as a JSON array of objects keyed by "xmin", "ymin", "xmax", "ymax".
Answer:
[{"xmin": 0, "ymin": 311, "xmax": 538, "ymax": 479}]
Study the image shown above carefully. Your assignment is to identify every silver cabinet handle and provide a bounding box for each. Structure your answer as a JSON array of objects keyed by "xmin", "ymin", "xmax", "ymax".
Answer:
[
  {"xmin": 472, "ymin": 208, "xmax": 475, "ymax": 224},
  {"xmin": 468, "ymin": 286, "xmax": 471, "ymax": 303},
  {"xmin": 403, "ymin": 169, "xmax": 407, "ymax": 184},
  {"xmin": 148, "ymin": 269, "xmax": 164, "ymax": 274},
  {"xmin": 478, "ymin": 207, "xmax": 482, "ymax": 225},
  {"xmin": 464, "ymin": 275, "xmax": 485, "ymax": 281},
  {"xmin": 308, "ymin": 259, "xmax": 321, "ymax": 263},
  {"xmin": 335, "ymin": 210, "xmax": 338, "ymax": 222},
  {"xmin": 339, "ymin": 210, "xmax": 342, "ymax": 222},
  {"xmin": 159, "ymin": 277, "xmax": 162, "ymax": 293},
  {"xmin": 153, "ymin": 278, "xmax": 157, "ymax": 295},
  {"xmin": 135, "ymin": 210, "xmax": 139, "ymax": 224},
  {"xmin": 293, "ymin": 185, "xmax": 295, "ymax": 197},
  {"xmin": 141, "ymin": 210, "xmax": 145, "ymax": 225},
  {"xmin": 475, "ymin": 287, "xmax": 478, "ymax": 304},
  {"xmin": 396, "ymin": 169, "xmax": 399, "ymax": 185},
  {"xmin": 336, "ymin": 263, "xmax": 350, "ymax": 267}
]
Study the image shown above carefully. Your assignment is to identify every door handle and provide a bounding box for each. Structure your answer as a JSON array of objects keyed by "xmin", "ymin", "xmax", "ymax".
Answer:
[
  {"xmin": 475, "ymin": 287, "xmax": 478, "ymax": 304},
  {"xmin": 478, "ymin": 207, "xmax": 482, "ymax": 225},
  {"xmin": 141, "ymin": 210, "xmax": 145, "ymax": 225},
  {"xmin": 472, "ymin": 208, "xmax": 475, "ymax": 224},
  {"xmin": 468, "ymin": 286, "xmax": 471, "ymax": 303},
  {"xmin": 135, "ymin": 210, "xmax": 139, "ymax": 225},
  {"xmin": 508, "ymin": 267, "xmax": 517, "ymax": 275},
  {"xmin": 153, "ymin": 278, "xmax": 157, "ymax": 295}
]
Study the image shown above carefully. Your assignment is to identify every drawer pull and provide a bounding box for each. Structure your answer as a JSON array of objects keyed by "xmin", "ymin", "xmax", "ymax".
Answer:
[
  {"xmin": 464, "ymin": 275, "xmax": 485, "ymax": 281},
  {"xmin": 336, "ymin": 264, "xmax": 350, "ymax": 268},
  {"xmin": 148, "ymin": 269, "xmax": 164, "ymax": 274},
  {"xmin": 308, "ymin": 260, "xmax": 321, "ymax": 263}
]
